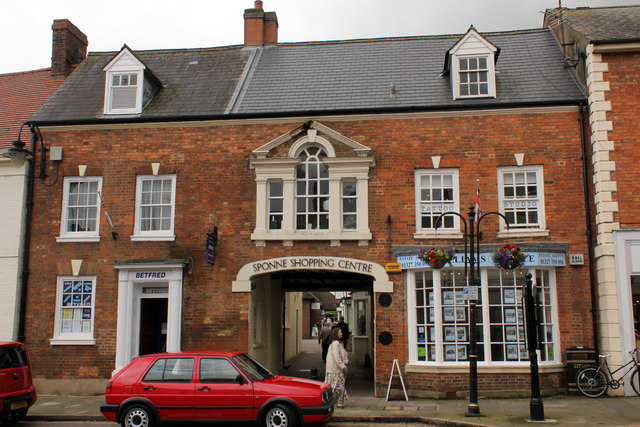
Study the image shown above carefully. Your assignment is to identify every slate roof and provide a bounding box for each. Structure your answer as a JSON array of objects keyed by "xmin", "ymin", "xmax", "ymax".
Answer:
[
  {"xmin": 555, "ymin": 5, "xmax": 640, "ymax": 43},
  {"xmin": 31, "ymin": 28, "xmax": 586, "ymax": 124},
  {"xmin": 0, "ymin": 69, "xmax": 64, "ymax": 150}
]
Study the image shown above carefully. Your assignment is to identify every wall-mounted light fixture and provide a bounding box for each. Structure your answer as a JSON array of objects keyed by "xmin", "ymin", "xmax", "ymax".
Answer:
[{"xmin": 2, "ymin": 122, "xmax": 48, "ymax": 180}]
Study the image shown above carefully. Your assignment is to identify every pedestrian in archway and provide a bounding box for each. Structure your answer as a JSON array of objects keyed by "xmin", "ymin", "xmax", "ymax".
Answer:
[
  {"xmin": 325, "ymin": 326, "xmax": 349, "ymax": 408},
  {"xmin": 319, "ymin": 318, "xmax": 333, "ymax": 362},
  {"xmin": 337, "ymin": 316, "xmax": 350, "ymax": 349}
]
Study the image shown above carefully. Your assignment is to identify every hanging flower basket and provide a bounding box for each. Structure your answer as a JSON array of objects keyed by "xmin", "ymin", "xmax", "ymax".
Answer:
[
  {"xmin": 418, "ymin": 248, "xmax": 455, "ymax": 270},
  {"xmin": 492, "ymin": 244, "xmax": 527, "ymax": 269}
]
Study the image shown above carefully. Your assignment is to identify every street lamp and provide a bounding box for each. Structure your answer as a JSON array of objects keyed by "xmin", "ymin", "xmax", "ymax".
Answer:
[
  {"xmin": 2, "ymin": 122, "xmax": 47, "ymax": 180},
  {"xmin": 436, "ymin": 204, "xmax": 509, "ymax": 417}
]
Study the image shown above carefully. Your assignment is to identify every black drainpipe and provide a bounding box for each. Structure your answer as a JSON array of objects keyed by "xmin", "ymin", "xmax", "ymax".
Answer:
[
  {"xmin": 17, "ymin": 126, "xmax": 37, "ymax": 343},
  {"xmin": 579, "ymin": 103, "xmax": 599, "ymax": 356}
]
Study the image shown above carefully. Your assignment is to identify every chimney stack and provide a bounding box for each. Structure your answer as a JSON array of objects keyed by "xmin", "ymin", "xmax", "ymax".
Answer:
[
  {"xmin": 244, "ymin": 1, "xmax": 278, "ymax": 47},
  {"xmin": 51, "ymin": 19, "xmax": 88, "ymax": 78}
]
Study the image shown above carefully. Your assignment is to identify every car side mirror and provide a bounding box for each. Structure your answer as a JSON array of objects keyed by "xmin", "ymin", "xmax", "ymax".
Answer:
[{"xmin": 235, "ymin": 375, "xmax": 246, "ymax": 385}]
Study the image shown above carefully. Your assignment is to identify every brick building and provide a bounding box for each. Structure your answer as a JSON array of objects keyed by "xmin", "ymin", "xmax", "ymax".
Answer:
[
  {"xmin": 0, "ymin": 19, "xmax": 87, "ymax": 342},
  {"xmin": 545, "ymin": 5, "xmax": 640, "ymax": 396},
  {"xmin": 25, "ymin": 2, "xmax": 592, "ymax": 397}
]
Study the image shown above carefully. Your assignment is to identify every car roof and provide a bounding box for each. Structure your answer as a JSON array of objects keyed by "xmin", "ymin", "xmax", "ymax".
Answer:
[
  {"xmin": 0, "ymin": 342, "xmax": 25, "ymax": 347},
  {"xmin": 139, "ymin": 350, "xmax": 244, "ymax": 358}
]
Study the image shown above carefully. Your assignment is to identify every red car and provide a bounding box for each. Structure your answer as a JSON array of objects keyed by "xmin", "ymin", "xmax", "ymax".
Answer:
[
  {"xmin": 0, "ymin": 342, "xmax": 37, "ymax": 423},
  {"xmin": 100, "ymin": 351, "xmax": 335, "ymax": 427}
]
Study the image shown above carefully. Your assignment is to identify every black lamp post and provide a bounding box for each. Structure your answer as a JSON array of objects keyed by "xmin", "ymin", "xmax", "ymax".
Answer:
[
  {"xmin": 523, "ymin": 272, "xmax": 545, "ymax": 421},
  {"xmin": 436, "ymin": 204, "xmax": 509, "ymax": 417}
]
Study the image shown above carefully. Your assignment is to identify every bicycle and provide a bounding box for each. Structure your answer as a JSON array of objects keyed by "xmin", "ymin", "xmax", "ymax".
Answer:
[{"xmin": 576, "ymin": 348, "xmax": 640, "ymax": 397}]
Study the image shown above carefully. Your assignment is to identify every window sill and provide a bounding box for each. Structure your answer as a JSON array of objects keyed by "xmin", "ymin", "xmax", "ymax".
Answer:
[
  {"xmin": 497, "ymin": 229, "xmax": 550, "ymax": 238},
  {"xmin": 56, "ymin": 236, "xmax": 101, "ymax": 243},
  {"xmin": 130, "ymin": 234, "xmax": 176, "ymax": 242},
  {"xmin": 405, "ymin": 362, "xmax": 564, "ymax": 374},
  {"xmin": 413, "ymin": 232, "xmax": 463, "ymax": 240},
  {"xmin": 251, "ymin": 230, "xmax": 372, "ymax": 241},
  {"xmin": 50, "ymin": 338, "xmax": 96, "ymax": 346}
]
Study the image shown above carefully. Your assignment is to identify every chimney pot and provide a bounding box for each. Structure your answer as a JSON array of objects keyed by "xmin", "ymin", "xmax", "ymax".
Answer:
[{"xmin": 255, "ymin": 1, "xmax": 263, "ymax": 9}]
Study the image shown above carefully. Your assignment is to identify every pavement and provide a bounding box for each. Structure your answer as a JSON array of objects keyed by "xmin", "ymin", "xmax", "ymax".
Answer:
[{"xmin": 23, "ymin": 339, "xmax": 640, "ymax": 426}]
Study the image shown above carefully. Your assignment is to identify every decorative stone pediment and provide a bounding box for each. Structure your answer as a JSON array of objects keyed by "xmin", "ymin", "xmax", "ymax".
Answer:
[{"xmin": 251, "ymin": 120, "xmax": 373, "ymax": 161}]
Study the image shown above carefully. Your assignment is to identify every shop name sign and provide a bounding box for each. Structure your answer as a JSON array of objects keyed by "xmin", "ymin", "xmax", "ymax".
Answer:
[
  {"xmin": 134, "ymin": 271, "xmax": 167, "ymax": 279},
  {"xmin": 397, "ymin": 252, "xmax": 565, "ymax": 270},
  {"xmin": 251, "ymin": 257, "xmax": 374, "ymax": 274}
]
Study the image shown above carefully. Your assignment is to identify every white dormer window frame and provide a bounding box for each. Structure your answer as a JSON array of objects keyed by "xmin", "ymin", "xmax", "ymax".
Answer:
[
  {"xmin": 449, "ymin": 28, "xmax": 497, "ymax": 100},
  {"xmin": 103, "ymin": 47, "xmax": 146, "ymax": 115}
]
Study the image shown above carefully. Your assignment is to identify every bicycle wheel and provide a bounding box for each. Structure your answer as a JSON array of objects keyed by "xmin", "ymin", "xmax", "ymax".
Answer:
[
  {"xmin": 576, "ymin": 367, "xmax": 608, "ymax": 397},
  {"xmin": 630, "ymin": 369, "xmax": 640, "ymax": 397}
]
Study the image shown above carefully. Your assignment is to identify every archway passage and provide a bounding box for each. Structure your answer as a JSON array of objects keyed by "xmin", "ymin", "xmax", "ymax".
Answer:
[{"xmin": 248, "ymin": 269, "xmax": 375, "ymax": 396}]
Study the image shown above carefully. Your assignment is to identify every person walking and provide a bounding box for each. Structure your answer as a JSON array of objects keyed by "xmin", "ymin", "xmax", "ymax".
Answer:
[
  {"xmin": 319, "ymin": 318, "xmax": 333, "ymax": 362},
  {"xmin": 337, "ymin": 316, "xmax": 350, "ymax": 348},
  {"xmin": 325, "ymin": 327, "xmax": 349, "ymax": 408}
]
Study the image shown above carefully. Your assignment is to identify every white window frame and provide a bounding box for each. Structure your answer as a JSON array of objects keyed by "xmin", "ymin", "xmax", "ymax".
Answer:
[
  {"xmin": 414, "ymin": 169, "xmax": 462, "ymax": 239},
  {"xmin": 251, "ymin": 133, "xmax": 373, "ymax": 243},
  {"xmin": 57, "ymin": 176, "xmax": 103, "ymax": 243},
  {"xmin": 341, "ymin": 180, "xmax": 357, "ymax": 231},
  {"xmin": 452, "ymin": 54, "xmax": 496, "ymax": 99},
  {"xmin": 51, "ymin": 276, "xmax": 97, "ymax": 345},
  {"xmin": 406, "ymin": 268, "xmax": 559, "ymax": 366},
  {"xmin": 268, "ymin": 180, "xmax": 284, "ymax": 230},
  {"xmin": 497, "ymin": 165, "xmax": 548, "ymax": 237},
  {"xmin": 295, "ymin": 147, "xmax": 330, "ymax": 231},
  {"xmin": 131, "ymin": 174, "xmax": 176, "ymax": 241}
]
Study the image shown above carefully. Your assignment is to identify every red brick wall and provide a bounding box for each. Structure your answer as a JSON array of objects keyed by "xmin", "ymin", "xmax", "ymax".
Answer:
[
  {"xmin": 25, "ymin": 110, "xmax": 593, "ymax": 392},
  {"xmin": 603, "ymin": 52, "xmax": 640, "ymax": 228}
]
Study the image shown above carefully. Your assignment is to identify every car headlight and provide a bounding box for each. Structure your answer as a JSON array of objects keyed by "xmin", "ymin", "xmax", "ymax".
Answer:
[{"xmin": 322, "ymin": 388, "xmax": 333, "ymax": 404}]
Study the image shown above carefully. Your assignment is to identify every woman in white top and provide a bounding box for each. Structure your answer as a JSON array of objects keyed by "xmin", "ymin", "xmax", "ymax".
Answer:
[{"xmin": 324, "ymin": 327, "xmax": 348, "ymax": 407}]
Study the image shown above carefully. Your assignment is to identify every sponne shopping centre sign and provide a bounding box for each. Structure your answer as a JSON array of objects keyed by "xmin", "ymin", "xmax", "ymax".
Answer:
[
  {"xmin": 250, "ymin": 257, "xmax": 375, "ymax": 274},
  {"xmin": 397, "ymin": 252, "xmax": 565, "ymax": 270}
]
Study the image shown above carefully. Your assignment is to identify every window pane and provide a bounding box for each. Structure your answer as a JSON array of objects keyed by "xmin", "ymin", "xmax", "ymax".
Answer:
[
  {"xmin": 269, "ymin": 199, "xmax": 283, "ymax": 213},
  {"xmin": 343, "ymin": 214, "xmax": 356, "ymax": 230},
  {"xmin": 342, "ymin": 181, "xmax": 356, "ymax": 196},
  {"xmin": 269, "ymin": 181, "xmax": 283, "ymax": 197},
  {"xmin": 459, "ymin": 58, "xmax": 468, "ymax": 70},
  {"xmin": 343, "ymin": 199, "xmax": 357, "ymax": 213},
  {"xmin": 479, "ymin": 57, "xmax": 487, "ymax": 68}
]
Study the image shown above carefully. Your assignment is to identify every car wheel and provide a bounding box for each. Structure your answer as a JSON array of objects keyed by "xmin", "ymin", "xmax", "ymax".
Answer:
[
  {"xmin": 120, "ymin": 405, "xmax": 154, "ymax": 427},
  {"xmin": 264, "ymin": 404, "xmax": 297, "ymax": 427},
  {"xmin": 0, "ymin": 408, "xmax": 28, "ymax": 424}
]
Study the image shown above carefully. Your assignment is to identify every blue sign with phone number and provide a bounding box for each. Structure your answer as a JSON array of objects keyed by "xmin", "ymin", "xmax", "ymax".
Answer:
[{"xmin": 397, "ymin": 252, "xmax": 565, "ymax": 270}]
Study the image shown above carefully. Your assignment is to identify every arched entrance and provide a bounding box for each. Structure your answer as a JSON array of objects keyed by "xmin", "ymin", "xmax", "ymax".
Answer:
[{"xmin": 233, "ymin": 257, "xmax": 392, "ymax": 395}]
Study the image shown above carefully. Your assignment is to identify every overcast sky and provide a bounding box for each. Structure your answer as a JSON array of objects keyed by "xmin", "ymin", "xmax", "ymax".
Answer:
[{"xmin": 1, "ymin": 0, "xmax": 637, "ymax": 74}]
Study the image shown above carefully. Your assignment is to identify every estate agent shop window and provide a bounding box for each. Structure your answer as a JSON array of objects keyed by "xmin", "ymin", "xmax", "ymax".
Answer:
[{"xmin": 407, "ymin": 267, "xmax": 558, "ymax": 364}]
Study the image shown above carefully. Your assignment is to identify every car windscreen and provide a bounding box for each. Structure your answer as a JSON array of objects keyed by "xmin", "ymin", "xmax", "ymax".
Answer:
[
  {"xmin": 0, "ymin": 346, "xmax": 27, "ymax": 370},
  {"xmin": 232, "ymin": 353, "xmax": 274, "ymax": 382}
]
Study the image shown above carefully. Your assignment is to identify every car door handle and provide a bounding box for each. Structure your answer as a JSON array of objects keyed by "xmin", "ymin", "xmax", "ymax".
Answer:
[
  {"xmin": 197, "ymin": 386, "xmax": 211, "ymax": 391},
  {"xmin": 143, "ymin": 386, "xmax": 155, "ymax": 391}
]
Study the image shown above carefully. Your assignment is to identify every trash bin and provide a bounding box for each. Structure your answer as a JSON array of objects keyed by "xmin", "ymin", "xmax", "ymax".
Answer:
[{"xmin": 566, "ymin": 346, "xmax": 596, "ymax": 391}]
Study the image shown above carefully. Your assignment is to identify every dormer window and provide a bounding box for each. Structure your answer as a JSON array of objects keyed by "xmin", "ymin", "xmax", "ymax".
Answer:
[
  {"xmin": 103, "ymin": 45, "xmax": 160, "ymax": 115},
  {"xmin": 445, "ymin": 26, "xmax": 498, "ymax": 100}
]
